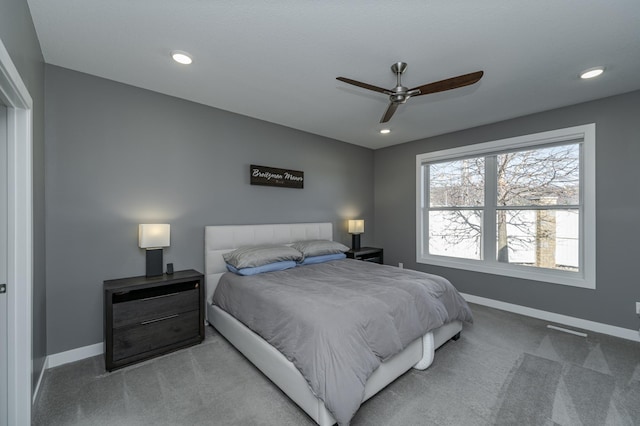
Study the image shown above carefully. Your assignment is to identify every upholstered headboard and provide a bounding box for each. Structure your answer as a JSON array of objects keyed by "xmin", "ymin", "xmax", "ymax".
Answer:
[{"xmin": 204, "ymin": 222, "xmax": 333, "ymax": 304}]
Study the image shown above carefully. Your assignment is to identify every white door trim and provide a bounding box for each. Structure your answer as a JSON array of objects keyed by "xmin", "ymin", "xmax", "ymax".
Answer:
[{"xmin": 0, "ymin": 38, "xmax": 33, "ymax": 426}]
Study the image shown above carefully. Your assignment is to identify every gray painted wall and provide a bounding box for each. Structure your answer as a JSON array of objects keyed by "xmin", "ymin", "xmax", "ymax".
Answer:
[
  {"xmin": 374, "ymin": 90, "xmax": 640, "ymax": 331},
  {"xmin": 44, "ymin": 65, "xmax": 374, "ymax": 354},
  {"xmin": 0, "ymin": 0, "xmax": 47, "ymax": 391}
]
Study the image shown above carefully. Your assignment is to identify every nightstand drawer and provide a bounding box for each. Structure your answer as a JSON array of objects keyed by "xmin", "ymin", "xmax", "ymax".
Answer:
[
  {"xmin": 346, "ymin": 247, "xmax": 384, "ymax": 264},
  {"xmin": 112, "ymin": 310, "xmax": 199, "ymax": 361},
  {"xmin": 112, "ymin": 285, "xmax": 199, "ymax": 328}
]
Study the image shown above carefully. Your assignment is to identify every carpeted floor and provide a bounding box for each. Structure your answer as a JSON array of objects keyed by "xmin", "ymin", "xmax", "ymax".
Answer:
[{"xmin": 33, "ymin": 303, "xmax": 640, "ymax": 425}]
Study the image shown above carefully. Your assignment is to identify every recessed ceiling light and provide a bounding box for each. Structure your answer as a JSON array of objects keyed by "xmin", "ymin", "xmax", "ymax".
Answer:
[
  {"xmin": 380, "ymin": 129, "xmax": 391, "ymax": 134},
  {"xmin": 171, "ymin": 50, "xmax": 193, "ymax": 65},
  {"xmin": 580, "ymin": 67, "xmax": 604, "ymax": 79}
]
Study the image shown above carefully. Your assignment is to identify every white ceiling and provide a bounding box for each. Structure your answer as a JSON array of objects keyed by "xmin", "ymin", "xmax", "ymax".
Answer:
[{"xmin": 27, "ymin": 0, "xmax": 640, "ymax": 149}]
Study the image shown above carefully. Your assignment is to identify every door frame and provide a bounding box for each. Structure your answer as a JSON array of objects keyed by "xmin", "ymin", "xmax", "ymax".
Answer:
[{"xmin": 0, "ymin": 38, "xmax": 33, "ymax": 425}]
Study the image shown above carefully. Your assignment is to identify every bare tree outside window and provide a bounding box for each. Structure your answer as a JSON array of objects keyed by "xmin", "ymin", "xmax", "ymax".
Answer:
[
  {"xmin": 427, "ymin": 143, "xmax": 580, "ymax": 271},
  {"xmin": 428, "ymin": 158, "xmax": 484, "ymax": 259}
]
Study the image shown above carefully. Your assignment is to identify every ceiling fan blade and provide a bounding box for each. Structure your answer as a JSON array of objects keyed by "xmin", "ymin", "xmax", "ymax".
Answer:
[
  {"xmin": 337, "ymin": 77, "xmax": 391, "ymax": 95},
  {"xmin": 380, "ymin": 102, "xmax": 400, "ymax": 123},
  {"xmin": 410, "ymin": 71, "xmax": 484, "ymax": 97}
]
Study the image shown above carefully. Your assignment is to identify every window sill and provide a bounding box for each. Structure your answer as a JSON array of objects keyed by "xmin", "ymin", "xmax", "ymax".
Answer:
[{"xmin": 417, "ymin": 255, "xmax": 595, "ymax": 289}]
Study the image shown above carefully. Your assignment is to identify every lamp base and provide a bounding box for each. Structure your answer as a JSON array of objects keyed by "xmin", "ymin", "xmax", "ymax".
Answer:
[
  {"xmin": 351, "ymin": 234, "xmax": 361, "ymax": 251},
  {"xmin": 146, "ymin": 249, "xmax": 164, "ymax": 277}
]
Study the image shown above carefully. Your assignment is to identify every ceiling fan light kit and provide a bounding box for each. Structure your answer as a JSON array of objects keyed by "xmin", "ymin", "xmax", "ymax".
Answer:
[{"xmin": 337, "ymin": 62, "xmax": 484, "ymax": 123}]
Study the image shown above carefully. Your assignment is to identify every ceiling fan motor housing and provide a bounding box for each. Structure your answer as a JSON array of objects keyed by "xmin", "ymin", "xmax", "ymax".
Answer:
[{"xmin": 390, "ymin": 93, "xmax": 408, "ymax": 103}]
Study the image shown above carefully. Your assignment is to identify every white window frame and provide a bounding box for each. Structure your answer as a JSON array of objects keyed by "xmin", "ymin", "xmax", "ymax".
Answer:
[{"xmin": 416, "ymin": 124, "xmax": 596, "ymax": 289}]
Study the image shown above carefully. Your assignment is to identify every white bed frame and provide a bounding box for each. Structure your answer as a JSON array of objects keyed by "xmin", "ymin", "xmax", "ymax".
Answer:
[{"xmin": 204, "ymin": 223, "xmax": 462, "ymax": 426}]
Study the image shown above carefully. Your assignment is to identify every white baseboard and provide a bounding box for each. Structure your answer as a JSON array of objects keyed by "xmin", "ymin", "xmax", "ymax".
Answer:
[
  {"xmin": 47, "ymin": 342, "xmax": 104, "ymax": 369},
  {"xmin": 461, "ymin": 293, "xmax": 640, "ymax": 343},
  {"xmin": 32, "ymin": 342, "xmax": 104, "ymax": 404}
]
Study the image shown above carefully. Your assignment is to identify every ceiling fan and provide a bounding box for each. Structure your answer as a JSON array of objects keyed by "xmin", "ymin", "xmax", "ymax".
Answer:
[{"xmin": 337, "ymin": 62, "xmax": 484, "ymax": 123}]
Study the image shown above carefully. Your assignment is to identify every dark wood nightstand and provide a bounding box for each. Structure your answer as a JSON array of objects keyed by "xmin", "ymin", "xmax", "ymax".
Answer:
[
  {"xmin": 103, "ymin": 269, "xmax": 204, "ymax": 371},
  {"xmin": 346, "ymin": 247, "xmax": 384, "ymax": 264}
]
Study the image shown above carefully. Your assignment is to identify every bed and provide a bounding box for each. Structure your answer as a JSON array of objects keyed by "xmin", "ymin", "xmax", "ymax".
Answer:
[{"xmin": 204, "ymin": 222, "xmax": 470, "ymax": 425}]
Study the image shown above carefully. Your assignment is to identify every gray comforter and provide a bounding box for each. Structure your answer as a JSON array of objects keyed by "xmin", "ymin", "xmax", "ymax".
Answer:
[{"xmin": 212, "ymin": 259, "xmax": 473, "ymax": 425}]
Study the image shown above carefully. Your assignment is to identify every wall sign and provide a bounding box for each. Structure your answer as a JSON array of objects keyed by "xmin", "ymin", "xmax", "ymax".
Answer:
[{"xmin": 250, "ymin": 164, "xmax": 304, "ymax": 189}]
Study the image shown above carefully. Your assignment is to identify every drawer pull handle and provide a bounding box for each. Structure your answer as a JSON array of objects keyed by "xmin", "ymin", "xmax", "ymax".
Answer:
[
  {"xmin": 141, "ymin": 314, "xmax": 179, "ymax": 325},
  {"xmin": 142, "ymin": 292, "xmax": 180, "ymax": 301}
]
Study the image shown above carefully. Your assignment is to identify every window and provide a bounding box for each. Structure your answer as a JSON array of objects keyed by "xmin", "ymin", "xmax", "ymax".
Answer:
[{"xmin": 416, "ymin": 124, "xmax": 595, "ymax": 289}]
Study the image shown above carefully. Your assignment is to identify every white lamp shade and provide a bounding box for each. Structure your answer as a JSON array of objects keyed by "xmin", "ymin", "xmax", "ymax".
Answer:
[
  {"xmin": 138, "ymin": 224, "xmax": 170, "ymax": 248},
  {"xmin": 348, "ymin": 219, "xmax": 364, "ymax": 234}
]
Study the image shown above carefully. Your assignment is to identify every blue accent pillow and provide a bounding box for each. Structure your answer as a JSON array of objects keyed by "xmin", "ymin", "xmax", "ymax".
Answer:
[
  {"xmin": 298, "ymin": 253, "xmax": 346, "ymax": 265},
  {"xmin": 226, "ymin": 260, "xmax": 297, "ymax": 276}
]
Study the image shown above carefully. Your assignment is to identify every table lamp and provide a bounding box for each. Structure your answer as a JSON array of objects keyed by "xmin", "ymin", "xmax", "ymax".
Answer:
[
  {"xmin": 348, "ymin": 219, "xmax": 364, "ymax": 251},
  {"xmin": 138, "ymin": 224, "xmax": 170, "ymax": 277}
]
